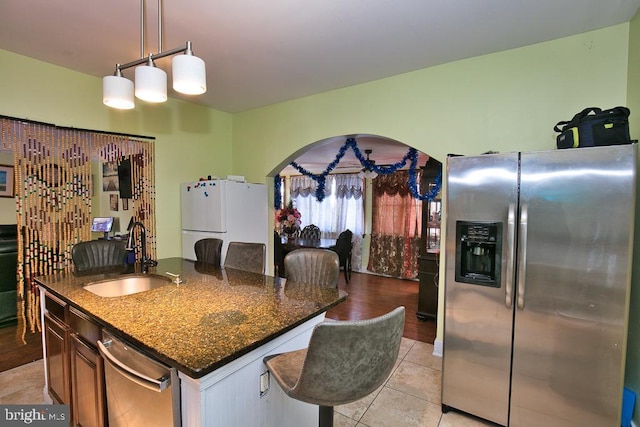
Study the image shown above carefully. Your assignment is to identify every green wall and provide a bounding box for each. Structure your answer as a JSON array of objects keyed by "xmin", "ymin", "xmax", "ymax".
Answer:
[
  {"xmin": 0, "ymin": 49, "xmax": 234, "ymax": 258},
  {"xmin": 1, "ymin": 21, "xmax": 639, "ymax": 420},
  {"xmin": 233, "ymin": 22, "xmax": 639, "ymax": 421},
  {"xmin": 233, "ymin": 24, "xmax": 629, "ymax": 176},
  {"xmin": 233, "ymin": 23, "xmax": 631, "ymax": 341}
]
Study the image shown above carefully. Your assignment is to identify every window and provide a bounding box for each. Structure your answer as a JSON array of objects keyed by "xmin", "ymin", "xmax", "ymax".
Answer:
[{"xmin": 290, "ymin": 173, "xmax": 364, "ymax": 269}]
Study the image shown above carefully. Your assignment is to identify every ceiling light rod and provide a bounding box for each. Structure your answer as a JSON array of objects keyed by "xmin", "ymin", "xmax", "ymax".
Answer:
[
  {"xmin": 114, "ymin": 0, "xmax": 185, "ymax": 72},
  {"xmin": 115, "ymin": 42, "xmax": 197, "ymax": 72}
]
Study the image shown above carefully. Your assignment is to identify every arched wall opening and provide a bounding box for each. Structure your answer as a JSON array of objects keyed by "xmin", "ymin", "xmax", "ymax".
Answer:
[{"xmin": 268, "ymin": 132, "xmax": 442, "ymax": 276}]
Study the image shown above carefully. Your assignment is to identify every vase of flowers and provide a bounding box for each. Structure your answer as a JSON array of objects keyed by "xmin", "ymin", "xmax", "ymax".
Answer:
[{"xmin": 275, "ymin": 200, "xmax": 302, "ymax": 241}]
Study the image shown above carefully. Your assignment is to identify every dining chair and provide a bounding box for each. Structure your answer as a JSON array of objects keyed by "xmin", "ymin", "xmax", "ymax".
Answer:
[
  {"xmin": 194, "ymin": 238, "xmax": 223, "ymax": 267},
  {"xmin": 223, "ymin": 241, "xmax": 266, "ymax": 274},
  {"xmin": 71, "ymin": 240, "xmax": 127, "ymax": 272},
  {"xmin": 300, "ymin": 224, "xmax": 321, "ymax": 240},
  {"xmin": 273, "ymin": 230, "xmax": 285, "ymax": 278},
  {"xmin": 264, "ymin": 306, "xmax": 405, "ymax": 427},
  {"xmin": 329, "ymin": 229, "xmax": 353, "ymax": 284},
  {"xmin": 284, "ymin": 248, "xmax": 339, "ymax": 288}
]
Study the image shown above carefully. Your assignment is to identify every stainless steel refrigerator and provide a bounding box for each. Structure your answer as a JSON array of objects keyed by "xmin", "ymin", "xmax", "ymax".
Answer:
[{"xmin": 441, "ymin": 144, "xmax": 637, "ymax": 427}]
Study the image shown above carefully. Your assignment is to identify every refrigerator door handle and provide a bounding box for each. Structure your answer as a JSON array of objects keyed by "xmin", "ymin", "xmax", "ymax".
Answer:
[
  {"xmin": 516, "ymin": 203, "xmax": 528, "ymax": 309},
  {"xmin": 505, "ymin": 203, "xmax": 516, "ymax": 308}
]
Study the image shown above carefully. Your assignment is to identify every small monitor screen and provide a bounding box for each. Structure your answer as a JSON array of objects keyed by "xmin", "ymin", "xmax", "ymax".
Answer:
[{"xmin": 91, "ymin": 217, "xmax": 114, "ymax": 233}]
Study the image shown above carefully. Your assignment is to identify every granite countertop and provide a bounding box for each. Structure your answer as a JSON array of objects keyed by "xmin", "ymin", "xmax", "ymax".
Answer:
[{"xmin": 35, "ymin": 257, "xmax": 347, "ymax": 379}]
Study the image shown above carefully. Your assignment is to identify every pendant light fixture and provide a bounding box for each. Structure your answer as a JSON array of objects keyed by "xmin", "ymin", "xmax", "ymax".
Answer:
[
  {"xmin": 103, "ymin": 66, "xmax": 135, "ymax": 109},
  {"xmin": 173, "ymin": 41, "xmax": 207, "ymax": 95},
  {"xmin": 358, "ymin": 149, "xmax": 379, "ymax": 179},
  {"xmin": 135, "ymin": 55, "xmax": 167, "ymax": 103},
  {"xmin": 102, "ymin": 0, "xmax": 206, "ymax": 109}
]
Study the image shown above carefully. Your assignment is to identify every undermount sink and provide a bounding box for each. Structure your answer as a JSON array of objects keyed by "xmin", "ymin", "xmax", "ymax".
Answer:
[{"xmin": 83, "ymin": 274, "xmax": 173, "ymax": 297}]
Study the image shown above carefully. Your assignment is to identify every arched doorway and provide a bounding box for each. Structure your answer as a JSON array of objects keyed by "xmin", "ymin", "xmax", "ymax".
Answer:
[
  {"xmin": 270, "ymin": 133, "xmax": 441, "ymax": 343},
  {"xmin": 270, "ymin": 133, "xmax": 441, "ymax": 278}
]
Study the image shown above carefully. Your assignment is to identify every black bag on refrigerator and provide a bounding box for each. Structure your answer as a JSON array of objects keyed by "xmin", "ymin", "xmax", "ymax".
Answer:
[{"xmin": 554, "ymin": 106, "xmax": 631, "ymax": 149}]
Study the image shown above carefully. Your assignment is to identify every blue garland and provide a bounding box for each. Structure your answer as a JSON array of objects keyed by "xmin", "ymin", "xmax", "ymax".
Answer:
[
  {"xmin": 274, "ymin": 174, "xmax": 282, "ymax": 208},
  {"xmin": 275, "ymin": 137, "xmax": 442, "ymax": 204}
]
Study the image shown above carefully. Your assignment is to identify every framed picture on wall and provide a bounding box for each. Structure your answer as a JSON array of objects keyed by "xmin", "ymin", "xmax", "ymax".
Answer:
[
  {"xmin": 122, "ymin": 198, "xmax": 129, "ymax": 211},
  {"xmin": 102, "ymin": 161, "xmax": 119, "ymax": 192},
  {"xmin": 110, "ymin": 194, "xmax": 119, "ymax": 211},
  {"xmin": 0, "ymin": 165, "xmax": 14, "ymax": 198}
]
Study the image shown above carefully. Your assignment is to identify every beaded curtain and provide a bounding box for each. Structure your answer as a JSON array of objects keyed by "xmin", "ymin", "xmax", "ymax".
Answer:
[{"xmin": 0, "ymin": 118, "xmax": 156, "ymax": 338}]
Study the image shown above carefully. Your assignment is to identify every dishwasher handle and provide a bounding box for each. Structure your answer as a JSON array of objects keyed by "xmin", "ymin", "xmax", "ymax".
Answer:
[{"xmin": 98, "ymin": 339, "xmax": 171, "ymax": 392}]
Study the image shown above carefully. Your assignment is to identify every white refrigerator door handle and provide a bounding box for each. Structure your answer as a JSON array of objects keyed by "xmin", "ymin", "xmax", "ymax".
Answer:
[
  {"xmin": 517, "ymin": 203, "xmax": 528, "ymax": 309},
  {"xmin": 505, "ymin": 203, "xmax": 516, "ymax": 308}
]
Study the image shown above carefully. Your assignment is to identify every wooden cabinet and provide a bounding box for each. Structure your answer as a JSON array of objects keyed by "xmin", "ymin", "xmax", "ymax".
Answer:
[
  {"xmin": 69, "ymin": 307, "xmax": 105, "ymax": 427},
  {"xmin": 44, "ymin": 293, "xmax": 71, "ymax": 406},
  {"xmin": 417, "ymin": 252, "xmax": 439, "ymax": 320},
  {"xmin": 417, "ymin": 159, "xmax": 442, "ymax": 321},
  {"xmin": 424, "ymin": 198, "xmax": 441, "ymax": 251},
  {"xmin": 43, "ymin": 292, "xmax": 106, "ymax": 427}
]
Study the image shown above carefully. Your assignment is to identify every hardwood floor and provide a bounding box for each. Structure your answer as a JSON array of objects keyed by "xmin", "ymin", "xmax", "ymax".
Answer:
[
  {"xmin": 0, "ymin": 320, "xmax": 42, "ymax": 373},
  {"xmin": 326, "ymin": 271, "xmax": 437, "ymax": 344},
  {"xmin": 0, "ymin": 270, "xmax": 436, "ymax": 373}
]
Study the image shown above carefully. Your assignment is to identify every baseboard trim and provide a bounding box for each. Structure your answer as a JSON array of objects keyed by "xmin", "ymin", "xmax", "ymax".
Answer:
[{"xmin": 433, "ymin": 338, "xmax": 443, "ymax": 357}]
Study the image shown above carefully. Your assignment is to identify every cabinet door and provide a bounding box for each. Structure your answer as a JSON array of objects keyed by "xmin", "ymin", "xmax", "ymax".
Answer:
[
  {"xmin": 44, "ymin": 313, "xmax": 71, "ymax": 405},
  {"xmin": 70, "ymin": 334, "xmax": 106, "ymax": 427},
  {"xmin": 417, "ymin": 255, "xmax": 439, "ymax": 320}
]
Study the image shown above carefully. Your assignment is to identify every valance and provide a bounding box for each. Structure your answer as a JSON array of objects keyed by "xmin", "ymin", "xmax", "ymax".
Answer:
[
  {"xmin": 372, "ymin": 170, "xmax": 414, "ymax": 197},
  {"xmin": 290, "ymin": 173, "xmax": 363, "ymax": 200}
]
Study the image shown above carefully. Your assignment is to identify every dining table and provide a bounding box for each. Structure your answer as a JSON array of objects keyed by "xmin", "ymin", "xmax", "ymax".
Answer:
[{"xmin": 280, "ymin": 236, "xmax": 337, "ymax": 249}]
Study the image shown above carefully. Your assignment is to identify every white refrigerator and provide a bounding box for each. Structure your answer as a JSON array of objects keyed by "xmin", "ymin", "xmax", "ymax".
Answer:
[{"xmin": 181, "ymin": 180, "xmax": 268, "ymax": 266}]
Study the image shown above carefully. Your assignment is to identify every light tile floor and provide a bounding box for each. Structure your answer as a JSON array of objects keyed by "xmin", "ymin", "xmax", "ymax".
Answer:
[
  {"xmin": 0, "ymin": 338, "xmax": 497, "ymax": 426},
  {"xmin": 334, "ymin": 338, "xmax": 496, "ymax": 427},
  {"xmin": 0, "ymin": 358, "xmax": 46, "ymax": 405}
]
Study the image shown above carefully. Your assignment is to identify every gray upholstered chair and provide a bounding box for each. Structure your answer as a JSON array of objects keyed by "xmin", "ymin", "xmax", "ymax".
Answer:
[
  {"xmin": 284, "ymin": 248, "xmax": 339, "ymax": 288},
  {"xmin": 264, "ymin": 306, "xmax": 405, "ymax": 427},
  {"xmin": 223, "ymin": 241, "xmax": 266, "ymax": 274},
  {"xmin": 194, "ymin": 238, "xmax": 223, "ymax": 266},
  {"xmin": 71, "ymin": 240, "xmax": 127, "ymax": 272}
]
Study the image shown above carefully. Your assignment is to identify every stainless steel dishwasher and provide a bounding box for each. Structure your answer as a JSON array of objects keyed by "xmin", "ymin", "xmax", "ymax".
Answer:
[{"xmin": 98, "ymin": 330, "xmax": 181, "ymax": 427}]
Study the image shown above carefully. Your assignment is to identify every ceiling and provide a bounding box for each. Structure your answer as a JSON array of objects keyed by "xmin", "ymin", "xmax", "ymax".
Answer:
[
  {"xmin": 1, "ymin": 0, "xmax": 639, "ymax": 171},
  {"xmin": 1, "ymin": 0, "xmax": 638, "ymax": 114}
]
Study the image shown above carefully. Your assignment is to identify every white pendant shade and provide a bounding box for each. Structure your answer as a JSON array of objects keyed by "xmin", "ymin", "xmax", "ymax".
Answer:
[
  {"xmin": 172, "ymin": 54, "xmax": 207, "ymax": 95},
  {"xmin": 135, "ymin": 65, "xmax": 167, "ymax": 102},
  {"xmin": 103, "ymin": 75, "xmax": 135, "ymax": 109}
]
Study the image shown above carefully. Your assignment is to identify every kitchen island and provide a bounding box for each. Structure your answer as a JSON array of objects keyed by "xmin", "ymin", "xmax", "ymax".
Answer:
[{"xmin": 36, "ymin": 257, "xmax": 347, "ymax": 426}]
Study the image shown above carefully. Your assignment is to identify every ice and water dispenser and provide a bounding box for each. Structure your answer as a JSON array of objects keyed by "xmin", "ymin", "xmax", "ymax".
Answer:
[{"xmin": 455, "ymin": 221, "xmax": 502, "ymax": 287}]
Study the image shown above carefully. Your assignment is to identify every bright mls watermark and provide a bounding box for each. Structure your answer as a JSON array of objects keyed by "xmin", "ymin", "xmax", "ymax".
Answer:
[{"xmin": 1, "ymin": 405, "xmax": 68, "ymax": 426}]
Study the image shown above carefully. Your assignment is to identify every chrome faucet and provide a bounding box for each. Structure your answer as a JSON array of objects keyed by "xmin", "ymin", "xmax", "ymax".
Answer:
[{"xmin": 126, "ymin": 221, "xmax": 157, "ymax": 273}]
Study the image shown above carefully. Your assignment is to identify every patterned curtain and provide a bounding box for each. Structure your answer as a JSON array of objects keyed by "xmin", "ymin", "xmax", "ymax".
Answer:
[
  {"xmin": 368, "ymin": 170, "xmax": 422, "ymax": 279},
  {"xmin": 0, "ymin": 117, "xmax": 155, "ymax": 339},
  {"xmin": 92, "ymin": 133, "xmax": 157, "ymax": 263}
]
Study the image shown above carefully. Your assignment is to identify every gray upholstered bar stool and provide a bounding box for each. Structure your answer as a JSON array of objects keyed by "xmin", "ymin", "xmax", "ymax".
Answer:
[
  {"xmin": 264, "ymin": 306, "xmax": 405, "ymax": 427},
  {"xmin": 284, "ymin": 248, "xmax": 339, "ymax": 288}
]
